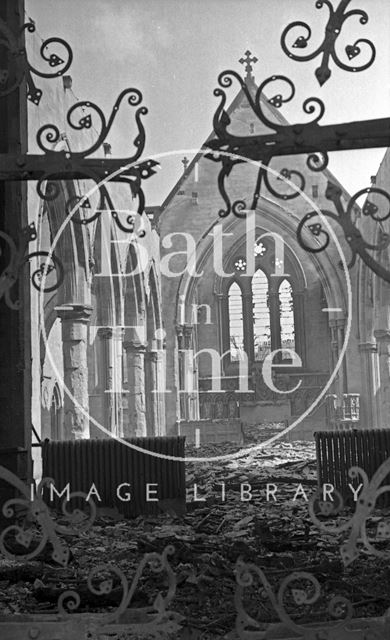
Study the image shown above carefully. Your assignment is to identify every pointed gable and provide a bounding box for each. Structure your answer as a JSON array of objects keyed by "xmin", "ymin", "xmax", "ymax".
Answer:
[{"xmin": 158, "ymin": 60, "xmax": 354, "ymax": 245}]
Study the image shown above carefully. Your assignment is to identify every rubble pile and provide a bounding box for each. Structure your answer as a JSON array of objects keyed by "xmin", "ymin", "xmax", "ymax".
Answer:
[{"xmin": 1, "ymin": 424, "xmax": 390, "ymax": 639}]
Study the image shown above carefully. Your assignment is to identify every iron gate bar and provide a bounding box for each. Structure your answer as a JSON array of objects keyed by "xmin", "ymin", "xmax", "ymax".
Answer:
[
  {"xmin": 204, "ymin": 63, "xmax": 390, "ymax": 280},
  {"xmin": 0, "ymin": 154, "xmax": 159, "ymax": 184},
  {"xmin": 1, "ymin": 113, "xmax": 384, "ymax": 180},
  {"xmin": 0, "ymin": 15, "xmax": 158, "ymax": 223},
  {"xmin": 206, "ymin": 104, "xmax": 390, "ymax": 161}
]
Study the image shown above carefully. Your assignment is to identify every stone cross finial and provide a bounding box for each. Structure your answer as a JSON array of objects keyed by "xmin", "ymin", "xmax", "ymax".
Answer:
[
  {"xmin": 182, "ymin": 156, "xmax": 189, "ymax": 172},
  {"xmin": 239, "ymin": 50, "xmax": 258, "ymax": 80}
]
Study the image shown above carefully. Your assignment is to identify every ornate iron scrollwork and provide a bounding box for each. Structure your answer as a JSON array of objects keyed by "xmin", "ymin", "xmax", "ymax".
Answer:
[
  {"xmin": 309, "ymin": 455, "xmax": 390, "ymax": 567},
  {"xmin": 0, "ymin": 19, "xmax": 157, "ymax": 223},
  {"xmin": 233, "ymin": 455, "xmax": 390, "ymax": 638},
  {"xmin": 36, "ymin": 89, "xmax": 145, "ymax": 159},
  {"xmin": 281, "ymin": 0, "xmax": 376, "ymax": 86},
  {"xmin": 69, "ymin": 182, "xmax": 148, "ymax": 236},
  {"xmin": 235, "ymin": 559, "xmax": 353, "ymax": 638},
  {"xmin": 207, "ymin": 69, "xmax": 326, "ymax": 152},
  {"xmin": 297, "ymin": 181, "xmax": 390, "ymax": 283},
  {"xmin": 0, "ymin": 465, "xmax": 181, "ymax": 634},
  {"xmin": 205, "ymin": 55, "xmax": 390, "ymax": 281},
  {"xmin": 0, "ymin": 25, "xmax": 158, "ymax": 303},
  {"xmin": 0, "ymin": 19, "xmax": 73, "ymax": 104},
  {"xmin": 0, "ymin": 465, "xmax": 95, "ymax": 566},
  {"xmin": 0, "ymin": 222, "xmax": 64, "ymax": 309},
  {"xmin": 205, "ymin": 71, "xmax": 327, "ymax": 215},
  {"xmin": 0, "ymin": 88, "xmax": 159, "ymax": 232},
  {"xmin": 57, "ymin": 545, "xmax": 178, "ymax": 626}
]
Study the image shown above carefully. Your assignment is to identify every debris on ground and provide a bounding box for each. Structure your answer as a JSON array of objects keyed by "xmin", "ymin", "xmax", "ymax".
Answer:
[{"xmin": 1, "ymin": 423, "xmax": 390, "ymax": 638}]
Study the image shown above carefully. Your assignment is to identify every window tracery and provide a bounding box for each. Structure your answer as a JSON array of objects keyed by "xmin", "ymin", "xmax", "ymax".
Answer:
[
  {"xmin": 234, "ymin": 257, "xmax": 247, "ymax": 272},
  {"xmin": 252, "ymin": 269, "xmax": 271, "ymax": 362},
  {"xmin": 279, "ymin": 278, "xmax": 295, "ymax": 359},
  {"xmin": 223, "ymin": 236, "xmax": 303, "ymax": 367},
  {"xmin": 228, "ymin": 282, "xmax": 244, "ymax": 361}
]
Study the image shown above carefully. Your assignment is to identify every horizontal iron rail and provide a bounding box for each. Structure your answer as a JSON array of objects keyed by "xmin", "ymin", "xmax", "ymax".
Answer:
[
  {"xmin": 0, "ymin": 119, "xmax": 386, "ymax": 193},
  {"xmin": 0, "ymin": 117, "xmax": 388, "ymax": 184},
  {"xmin": 0, "ymin": 154, "xmax": 148, "ymax": 182},
  {"xmin": 206, "ymin": 116, "xmax": 390, "ymax": 160}
]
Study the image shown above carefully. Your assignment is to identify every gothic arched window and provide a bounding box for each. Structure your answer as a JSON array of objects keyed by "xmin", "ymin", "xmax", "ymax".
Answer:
[
  {"xmin": 252, "ymin": 269, "xmax": 271, "ymax": 362},
  {"xmin": 279, "ymin": 279, "xmax": 295, "ymax": 360},
  {"xmin": 223, "ymin": 238, "xmax": 303, "ymax": 367},
  {"xmin": 228, "ymin": 282, "xmax": 244, "ymax": 361}
]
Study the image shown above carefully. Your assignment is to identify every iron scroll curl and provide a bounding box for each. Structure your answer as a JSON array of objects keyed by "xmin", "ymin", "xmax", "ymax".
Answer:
[
  {"xmin": 281, "ymin": 0, "xmax": 376, "ymax": 86},
  {"xmin": 296, "ymin": 182, "xmax": 390, "ymax": 283}
]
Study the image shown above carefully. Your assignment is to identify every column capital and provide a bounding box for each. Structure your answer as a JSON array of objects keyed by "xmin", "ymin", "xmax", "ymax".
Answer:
[
  {"xmin": 329, "ymin": 318, "xmax": 346, "ymax": 328},
  {"xmin": 176, "ymin": 323, "xmax": 193, "ymax": 336},
  {"xmin": 56, "ymin": 304, "xmax": 93, "ymax": 323},
  {"xmin": 97, "ymin": 327, "xmax": 113, "ymax": 339},
  {"xmin": 123, "ymin": 340, "xmax": 147, "ymax": 353},
  {"xmin": 176, "ymin": 324, "xmax": 184, "ymax": 336},
  {"xmin": 183, "ymin": 324, "xmax": 193, "ymax": 337},
  {"xmin": 359, "ymin": 341, "xmax": 378, "ymax": 353},
  {"xmin": 374, "ymin": 329, "xmax": 390, "ymax": 342},
  {"xmin": 145, "ymin": 349, "xmax": 159, "ymax": 362},
  {"xmin": 97, "ymin": 327, "xmax": 125, "ymax": 340}
]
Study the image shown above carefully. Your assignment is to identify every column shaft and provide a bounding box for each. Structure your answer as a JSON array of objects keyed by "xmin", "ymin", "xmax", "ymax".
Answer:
[
  {"xmin": 268, "ymin": 290, "xmax": 281, "ymax": 355},
  {"xmin": 57, "ymin": 305, "xmax": 92, "ymax": 440},
  {"xmin": 293, "ymin": 291, "xmax": 306, "ymax": 364},
  {"xmin": 98, "ymin": 328, "xmax": 123, "ymax": 437},
  {"xmin": 358, "ymin": 342, "xmax": 381, "ymax": 428},
  {"xmin": 124, "ymin": 342, "xmax": 146, "ymax": 437},
  {"xmin": 374, "ymin": 330, "xmax": 390, "ymax": 424},
  {"xmin": 145, "ymin": 350, "xmax": 162, "ymax": 435},
  {"xmin": 329, "ymin": 319, "xmax": 346, "ymax": 403}
]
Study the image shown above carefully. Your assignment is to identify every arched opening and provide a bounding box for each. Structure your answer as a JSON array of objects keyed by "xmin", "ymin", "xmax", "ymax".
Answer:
[
  {"xmin": 279, "ymin": 278, "xmax": 295, "ymax": 359},
  {"xmin": 252, "ymin": 269, "xmax": 271, "ymax": 362},
  {"xmin": 220, "ymin": 231, "xmax": 308, "ymax": 369},
  {"xmin": 228, "ymin": 281, "xmax": 244, "ymax": 361}
]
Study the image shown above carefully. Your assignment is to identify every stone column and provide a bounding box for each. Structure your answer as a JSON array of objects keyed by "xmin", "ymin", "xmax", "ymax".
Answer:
[
  {"xmin": 123, "ymin": 341, "xmax": 147, "ymax": 437},
  {"xmin": 292, "ymin": 291, "xmax": 306, "ymax": 364},
  {"xmin": 242, "ymin": 292, "xmax": 254, "ymax": 360},
  {"xmin": 155, "ymin": 349, "xmax": 167, "ymax": 431},
  {"xmin": 176, "ymin": 325, "xmax": 185, "ymax": 421},
  {"xmin": 358, "ymin": 342, "xmax": 381, "ymax": 428},
  {"xmin": 57, "ymin": 304, "xmax": 92, "ymax": 440},
  {"xmin": 215, "ymin": 292, "xmax": 225, "ymax": 355},
  {"xmin": 145, "ymin": 350, "xmax": 163, "ymax": 435},
  {"xmin": 329, "ymin": 322, "xmax": 338, "ymax": 378},
  {"xmin": 98, "ymin": 327, "xmax": 123, "ymax": 437},
  {"xmin": 184, "ymin": 325, "xmax": 196, "ymax": 419},
  {"xmin": 176, "ymin": 324, "xmax": 196, "ymax": 421},
  {"xmin": 374, "ymin": 330, "xmax": 390, "ymax": 424},
  {"xmin": 329, "ymin": 319, "xmax": 346, "ymax": 404},
  {"xmin": 336, "ymin": 319, "xmax": 348, "ymax": 393},
  {"xmin": 268, "ymin": 289, "xmax": 281, "ymax": 355}
]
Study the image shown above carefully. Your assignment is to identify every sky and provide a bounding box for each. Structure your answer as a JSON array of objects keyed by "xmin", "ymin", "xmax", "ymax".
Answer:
[{"xmin": 25, "ymin": 0, "xmax": 390, "ymax": 205}]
